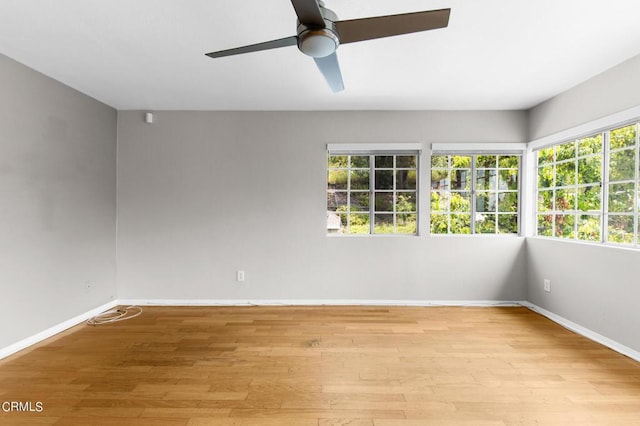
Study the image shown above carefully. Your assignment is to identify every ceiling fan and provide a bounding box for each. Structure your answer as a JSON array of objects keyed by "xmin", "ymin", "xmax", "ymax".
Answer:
[{"xmin": 205, "ymin": 0, "xmax": 451, "ymax": 92}]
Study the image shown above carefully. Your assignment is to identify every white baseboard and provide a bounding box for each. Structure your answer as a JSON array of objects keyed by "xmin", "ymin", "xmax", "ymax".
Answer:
[
  {"xmin": 521, "ymin": 301, "xmax": 640, "ymax": 363},
  {"xmin": 118, "ymin": 299, "xmax": 524, "ymax": 307},
  {"xmin": 0, "ymin": 300, "xmax": 118, "ymax": 360}
]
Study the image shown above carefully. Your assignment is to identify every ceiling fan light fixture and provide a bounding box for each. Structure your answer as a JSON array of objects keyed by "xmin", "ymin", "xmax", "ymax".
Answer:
[{"xmin": 298, "ymin": 29, "xmax": 339, "ymax": 58}]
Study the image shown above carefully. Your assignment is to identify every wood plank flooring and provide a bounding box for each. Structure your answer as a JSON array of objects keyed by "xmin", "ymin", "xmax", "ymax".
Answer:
[{"xmin": 1, "ymin": 306, "xmax": 639, "ymax": 425}]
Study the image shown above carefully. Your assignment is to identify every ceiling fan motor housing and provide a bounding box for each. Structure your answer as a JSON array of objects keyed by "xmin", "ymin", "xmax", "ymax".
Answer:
[{"xmin": 297, "ymin": 6, "xmax": 340, "ymax": 58}]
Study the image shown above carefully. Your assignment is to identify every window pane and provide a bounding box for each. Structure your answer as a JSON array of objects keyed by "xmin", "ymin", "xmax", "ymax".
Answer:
[
  {"xmin": 373, "ymin": 214, "xmax": 394, "ymax": 234},
  {"xmin": 608, "ymin": 182, "xmax": 635, "ymax": 213},
  {"xmin": 451, "ymin": 214, "xmax": 471, "ymax": 234},
  {"xmin": 578, "ymin": 215, "xmax": 600, "ymax": 242},
  {"xmin": 350, "ymin": 192, "xmax": 369, "ymax": 211},
  {"xmin": 610, "ymin": 124, "xmax": 636, "ymax": 149},
  {"xmin": 396, "ymin": 192, "xmax": 416, "ymax": 212},
  {"xmin": 555, "ymin": 188, "xmax": 576, "ymax": 211},
  {"xmin": 556, "ymin": 162, "xmax": 576, "ymax": 186},
  {"xmin": 607, "ymin": 215, "xmax": 634, "ymax": 244},
  {"xmin": 431, "ymin": 155, "xmax": 448, "ymax": 168},
  {"xmin": 577, "ymin": 156, "xmax": 601, "ymax": 184},
  {"xmin": 451, "ymin": 169, "xmax": 471, "ymax": 190},
  {"xmin": 578, "ymin": 134, "xmax": 603, "ymax": 156},
  {"xmin": 538, "ymin": 190, "xmax": 553, "ymax": 212},
  {"xmin": 537, "ymin": 214, "xmax": 553, "ymax": 236},
  {"xmin": 476, "ymin": 191, "xmax": 496, "ymax": 213},
  {"xmin": 577, "ymin": 185, "xmax": 601, "ymax": 212},
  {"xmin": 556, "ymin": 141, "xmax": 576, "ymax": 161},
  {"xmin": 374, "ymin": 192, "xmax": 394, "ymax": 212},
  {"xmin": 328, "ymin": 170, "xmax": 348, "ymax": 190},
  {"xmin": 350, "ymin": 170, "xmax": 369, "ymax": 190},
  {"xmin": 555, "ymin": 214, "xmax": 575, "ymax": 239},
  {"xmin": 329, "ymin": 152, "xmax": 420, "ymax": 236},
  {"xmin": 396, "ymin": 169, "xmax": 417, "ymax": 190},
  {"xmin": 476, "ymin": 214, "xmax": 496, "ymax": 233},
  {"xmin": 431, "ymin": 191, "xmax": 448, "ymax": 212},
  {"xmin": 538, "ymin": 148, "xmax": 554, "ymax": 165},
  {"xmin": 450, "ymin": 192, "xmax": 471, "ymax": 212},
  {"xmin": 431, "ymin": 169, "xmax": 449, "ymax": 189},
  {"xmin": 350, "ymin": 155, "xmax": 369, "ymax": 168},
  {"xmin": 498, "ymin": 214, "xmax": 518, "ymax": 234},
  {"xmin": 375, "ymin": 156, "xmax": 393, "ymax": 168},
  {"xmin": 327, "ymin": 211, "xmax": 345, "ymax": 233},
  {"xmin": 396, "ymin": 214, "xmax": 417, "ymax": 235},
  {"xmin": 609, "ymin": 148, "xmax": 635, "ymax": 182},
  {"xmin": 327, "ymin": 191, "xmax": 347, "ymax": 210},
  {"xmin": 431, "ymin": 214, "xmax": 448, "ymax": 234},
  {"xmin": 476, "ymin": 155, "xmax": 496, "ymax": 168},
  {"xmin": 538, "ymin": 165, "xmax": 554, "ymax": 188},
  {"xmin": 498, "ymin": 192, "xmax": 518, "ymax": 213},
  {"xmin": 396, "ymin": 155, "xmax": 417, "ymax": 168},
  {"xmin": 349, "ymin": 214, "xmax": 370, "ymax": 234},
  {"xmin": 374, "ymin": 170, "xmax": 393, "ymax": 190},
  {"xmin": 499, "ymin": 169, "xmax": 518, "ymax": 190},
  {"xmin": 498, "ymin": 155, "xmax": 519, "ymax": 168},
  {"xmin": 328, "ymin": 155, "xmax": 348, "ymax": 168},
  {"xmin": 452, "ymin": 155, "xmax": 471, "ymax": 168},
  {"xmin": 476, "ymin": 169, "xmax": 497, "ymax": 190},
  {"xmin": 430, "ymin": 153, "xmax": 520, "ymax": 236}
]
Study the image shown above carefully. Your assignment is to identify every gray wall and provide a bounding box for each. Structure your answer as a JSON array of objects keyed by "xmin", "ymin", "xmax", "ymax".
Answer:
[
  {"xmin": 116, "ymin": 110, "xmax": 528, "ymax": 301},
  {"xmin": 527, "ymin": 53, "xmax": 640, "ymax": 353},
  {"xmin": 0, "ymin": 54, "xmax": 117, "ymax": 349},
  {"xmin": 527, "ymin": 239, "xmax": 640, "ymax": 351},
  {"xmin": 529, "ymin": 54, "xmax": 640, "ymax": 140}
]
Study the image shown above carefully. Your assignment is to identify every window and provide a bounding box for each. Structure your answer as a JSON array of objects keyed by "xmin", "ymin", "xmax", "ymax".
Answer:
[
  {"xmin": 535, "ymin": 122, "xmax": 639, "ymax": 246},
  {"xmin": 606, "ymin": 124, "xmax": 638, "ymax": 244},
  {"xmin": 327, "ymin": 153, "xmax": 418, "ymax": 235},
  {"xmin": 430, "ymin": 154, "xmax": 520, "ymax": 234},
  {"xmin": 536, "ymin": 134, "xmax": 603, "ymax": 240}
]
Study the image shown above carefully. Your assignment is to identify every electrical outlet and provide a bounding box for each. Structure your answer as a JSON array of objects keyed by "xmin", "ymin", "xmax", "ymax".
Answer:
[
  {"xmin": 236, "ymin": 270, "xmax": 245, "ymax": 282},
  {"xmin": 543, "ymin": 279, "xmax": 551, "ymax": 293}
]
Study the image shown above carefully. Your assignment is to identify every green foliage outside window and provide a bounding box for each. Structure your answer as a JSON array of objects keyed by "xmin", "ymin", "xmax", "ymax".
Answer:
[
  {"xmin": 536, "ymin": 123, "xmax": 639, "ymax": 246},
  {"xmin": 430, "ymin": 154, "xmax": 519, "ymax": 234},
  {"xmin": 328, "ymin": 153, "xmax": 417, "ymax": 235}
]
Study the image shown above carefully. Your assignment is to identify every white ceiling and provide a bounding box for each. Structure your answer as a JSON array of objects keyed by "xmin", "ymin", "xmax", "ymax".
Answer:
[{"xmin": 1, "ymin": 0, "xmax": 640, "ymax": 111}]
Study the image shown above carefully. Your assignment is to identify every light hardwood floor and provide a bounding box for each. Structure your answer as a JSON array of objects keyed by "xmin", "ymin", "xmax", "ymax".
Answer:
[{"xmin": 1, "ymin": 306, "xmax": 639, "ymax": 425}]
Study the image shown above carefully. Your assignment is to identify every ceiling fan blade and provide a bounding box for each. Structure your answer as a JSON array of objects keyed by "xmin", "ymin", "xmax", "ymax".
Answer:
[
  {"xmin": 290, "ymin": 0, "xmax": 326, "ymax": 27},
  {"xmin": 205, "ymin": 36, "xmax": 298, "ymax": 59},
  {"xmin": 314, "ymin": 52, "xmax": 344, "ymax": 93},
  {"xmin": 335, "ymin": 8, "xmax": 450, "ymax": 45}
]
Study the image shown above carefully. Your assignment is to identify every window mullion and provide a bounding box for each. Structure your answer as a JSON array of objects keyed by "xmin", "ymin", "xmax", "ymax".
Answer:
[
  {"xmin": 470, "ymin": 155, "xmax": 476, "ymax": 234},
  {"xmin": 369, "ymin": 154, "xmax": 375, "ymax": 235},
  {"xmin": 393, "ymin": 156, "xmax": 397, "ymax": 234},
  {"xmin": 517, "ymin": 157, "xmax": 523, "ymax": 235},
  {"xmin": 636, "ymin": 124, "xmax": 640, "ymax": 247},
  {"xmin": 602, "ymin": 132, "xmax": 610, "ymax": 243},
  {"xmin": 346, "ymin": 155, "xmax": 352, "ymax": 234},
  {"xmin": 551, "ymin": 156, "xmax": 556, "ymax": 237},
  {"xmin": 573, "ymin": 148, "xmax": 578, "ymax": 240},
  {"xmin": 447, "ymin": 157, "xmax": 452, "ymax": 234}
]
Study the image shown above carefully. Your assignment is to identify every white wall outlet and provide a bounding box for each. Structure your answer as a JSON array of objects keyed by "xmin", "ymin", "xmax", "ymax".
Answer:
[
  {"xmin": 543, "ymin": 278, "xmax": 551, "ymax": 293},
  {"xmin": 236, "ymin": 270, "xmax": 245, "ymax": 282}
]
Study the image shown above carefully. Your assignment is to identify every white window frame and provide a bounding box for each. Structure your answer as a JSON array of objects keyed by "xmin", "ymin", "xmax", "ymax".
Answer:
[
  {"xmin": 327, "ymin": 143, "xmax": 422, "ymax": 236},
  {"xmin": 429, "ymin": 148, "xmax": 524, "ymax": 235},
  {"xmin": 532, "ymin": 121, "xmax": 640, "ymax": 247}
]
